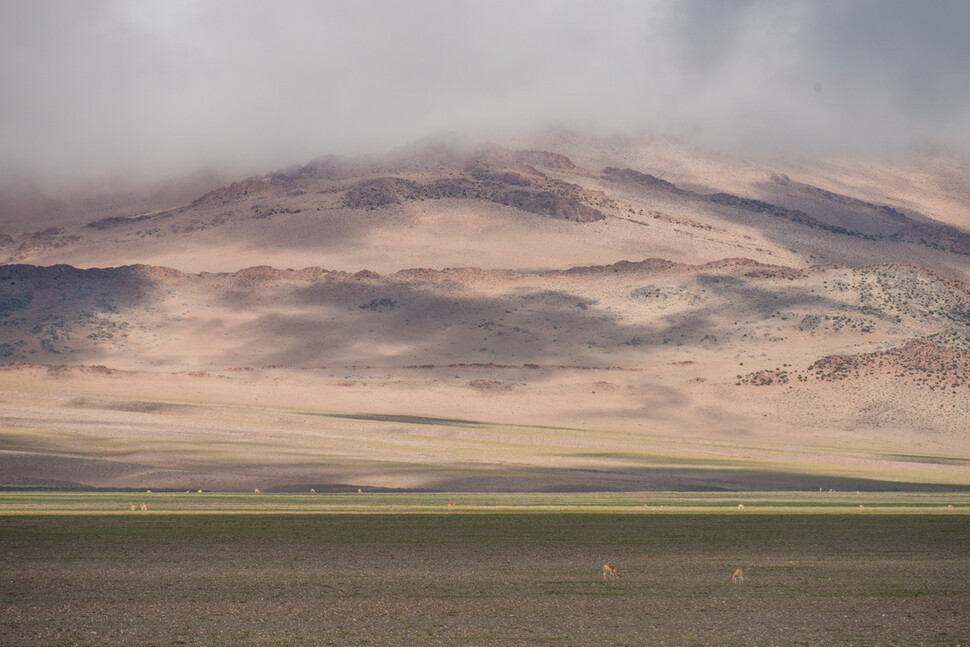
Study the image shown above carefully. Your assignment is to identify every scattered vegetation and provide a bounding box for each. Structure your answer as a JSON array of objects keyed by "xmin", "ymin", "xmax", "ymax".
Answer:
[
  {"xmin": 810, "ymin": 338, "xmax": 970, "ymax": 388},
  {"xmin": 359, "ymin": 297, "xmax": 398, "ymax": 311},
  {"xmin": 737, "ymin": 368, "xmax": 790, "ymax": 386}
]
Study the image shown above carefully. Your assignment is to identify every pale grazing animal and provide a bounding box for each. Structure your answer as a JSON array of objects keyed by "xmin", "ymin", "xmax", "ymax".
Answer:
[
  {"xmin": 310, "ymin": 488, "xmax": 316, "ymax": 493},
  {"xmin": 254, "ymin": 488, "xmax": 260, "ymax": 494},
  {"xmin": 198, "ymin": 490, "xmax": 203, "ymax": 493},
  {"xmin": 737, "ymin": 504, "xmax": 745, "ymax": 510},
  {"xmin": 448, "ymin": 502, "xmax": 455, "ymax": 509},
  {"xmin": 603, "ymin": 563, "xmax": 621, "ymax": 580},
  {"xmin": 358, "ymin": 488, "xmax": 363, "ymax": 494},
  {"xmin": 130, "ymin": 504, "xmax": 137, "ymax": 511},
  {"xmin": 732, "ymin": 568, "xmax": 744, "ymax": 584},
  {"xmin": 140, "ymin": 503, "xmax": 147, "ymax": 511}
]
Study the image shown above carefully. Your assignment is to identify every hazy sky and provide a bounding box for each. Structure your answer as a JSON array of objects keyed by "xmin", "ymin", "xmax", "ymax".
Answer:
[{"xmin": 2, "ymin": 0, "xmax": 969, "ymax": 190}]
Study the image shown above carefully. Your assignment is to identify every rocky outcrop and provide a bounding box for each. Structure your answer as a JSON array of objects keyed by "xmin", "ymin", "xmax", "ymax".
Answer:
[
  {"xmin": 340, "ymin": 156, "xmax": 605, "ymax": 222},
  {"xmin": 343, "ymin": 177, "xmax": 421, "ymax": 208},
  {"xmin": 810, "ymin": 338, "xmax": 970, "ymax": 388},
  {"xmin": 190, "ymin": 174, "xmax": 298, "ymax": 207},
  {"xmin": 708, "ymin": 193, "xmax": 879, "ymax": 240},
  {"xmin": 491, "ymin": 189, "xmax": 604, "ymax": 222},
  {"xmin": 601, "ymin": 167, "xmax": 686, "ymax": 194},
  {"xmin": 891, "ymin": 222, "xmax": 970, "ymax": 255}
]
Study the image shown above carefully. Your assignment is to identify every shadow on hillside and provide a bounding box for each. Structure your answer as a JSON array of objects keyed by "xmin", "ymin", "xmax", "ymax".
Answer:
[
  {"xmin": 361, "ymin": 464, "xmax": 970, "ymax": 494},
  {"xmin": 217, "ymin": 273, "xmax": 848, "ymax": 371},
  {"xmin": 7, "ymin": 450, "xmax": 966, "ymax": 493},
  {"xmin": 312, "ymin": 412, "xmax": 488, "ymax": 427},
  {"xmin": 0, "ymin": 264, "xmax": 154, "ymax": 363}
]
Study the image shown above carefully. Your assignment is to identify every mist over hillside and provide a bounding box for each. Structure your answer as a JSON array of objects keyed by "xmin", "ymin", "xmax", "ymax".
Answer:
[
  {"xmin": 1, "ymin": 2, "xmax": 969, "ymax": 491},
  {"xmin": 3, "ymin": 1, "xmax": 970, "ymax": 196}
]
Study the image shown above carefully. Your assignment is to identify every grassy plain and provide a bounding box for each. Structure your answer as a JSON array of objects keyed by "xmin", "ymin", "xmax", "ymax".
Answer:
[{"xmin": 2, "ymin": 493, "xmax": 969, "ymax": 646}]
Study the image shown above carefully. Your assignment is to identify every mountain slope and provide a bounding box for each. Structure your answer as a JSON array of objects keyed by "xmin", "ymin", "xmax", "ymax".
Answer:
[
  {"xmin": 4, "ymin": 141, "xmax": 969, "ymax": 281},
  {"xmin": 1, "ymin": 139, "xmax": 969, "ymax": 491}
]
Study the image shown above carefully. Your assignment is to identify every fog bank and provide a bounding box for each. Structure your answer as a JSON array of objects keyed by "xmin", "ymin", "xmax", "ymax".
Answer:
[{"xmin": 2, "ymin": 0, "xmax": 969, "ymax": 194}]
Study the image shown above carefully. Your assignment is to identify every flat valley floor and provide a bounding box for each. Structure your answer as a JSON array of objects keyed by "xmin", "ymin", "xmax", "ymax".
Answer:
[{"xmin": 1, "ymin": 496, "xmax": 968, "ymax": 646}]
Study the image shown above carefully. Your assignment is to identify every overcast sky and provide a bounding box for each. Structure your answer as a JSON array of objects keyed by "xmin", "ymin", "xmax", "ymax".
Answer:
[{"xmin": 2, "ymin": 0, "xmax": 969, "ymax": 191}]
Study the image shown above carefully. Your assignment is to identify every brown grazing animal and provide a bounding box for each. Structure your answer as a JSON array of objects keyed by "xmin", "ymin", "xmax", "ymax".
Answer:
[{"xmin": 603, "ymin": 563, "xmax": 621, "ymax": 580}]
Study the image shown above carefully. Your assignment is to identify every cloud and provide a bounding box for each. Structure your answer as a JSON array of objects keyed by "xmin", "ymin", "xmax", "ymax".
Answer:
[{"xmin": 1, "ymin": 0, "xmax": 969, "ymax": 192}]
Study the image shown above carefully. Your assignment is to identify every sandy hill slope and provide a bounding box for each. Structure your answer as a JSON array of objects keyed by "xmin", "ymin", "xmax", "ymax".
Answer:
[
  {"xmin": 4, "ymin": 140, "xmax": 970, "ymax": 279},
  {"xmin": 1, "ymin": 139, "xmax": 969, "ymax": 491}
]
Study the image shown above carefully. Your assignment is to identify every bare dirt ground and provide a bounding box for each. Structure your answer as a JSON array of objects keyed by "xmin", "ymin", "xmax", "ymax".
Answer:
[
  {"xmin": 1, "ymin": 511, "xmax": 968, "ymax": 646},
  {"xmin": 3, "ymin": 366, "xmax": 970, "ymax": 493}
]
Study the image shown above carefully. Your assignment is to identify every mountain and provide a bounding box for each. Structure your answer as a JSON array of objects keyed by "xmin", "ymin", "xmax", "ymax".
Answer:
[{"xmin": 1, "ymin": 136, "xmax": 968, "ymax": 491}]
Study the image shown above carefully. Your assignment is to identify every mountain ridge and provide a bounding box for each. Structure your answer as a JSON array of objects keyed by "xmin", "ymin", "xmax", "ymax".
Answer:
[{"xmin": 4, "ymin": 141, "xmax": 970, "ymax": 280}]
